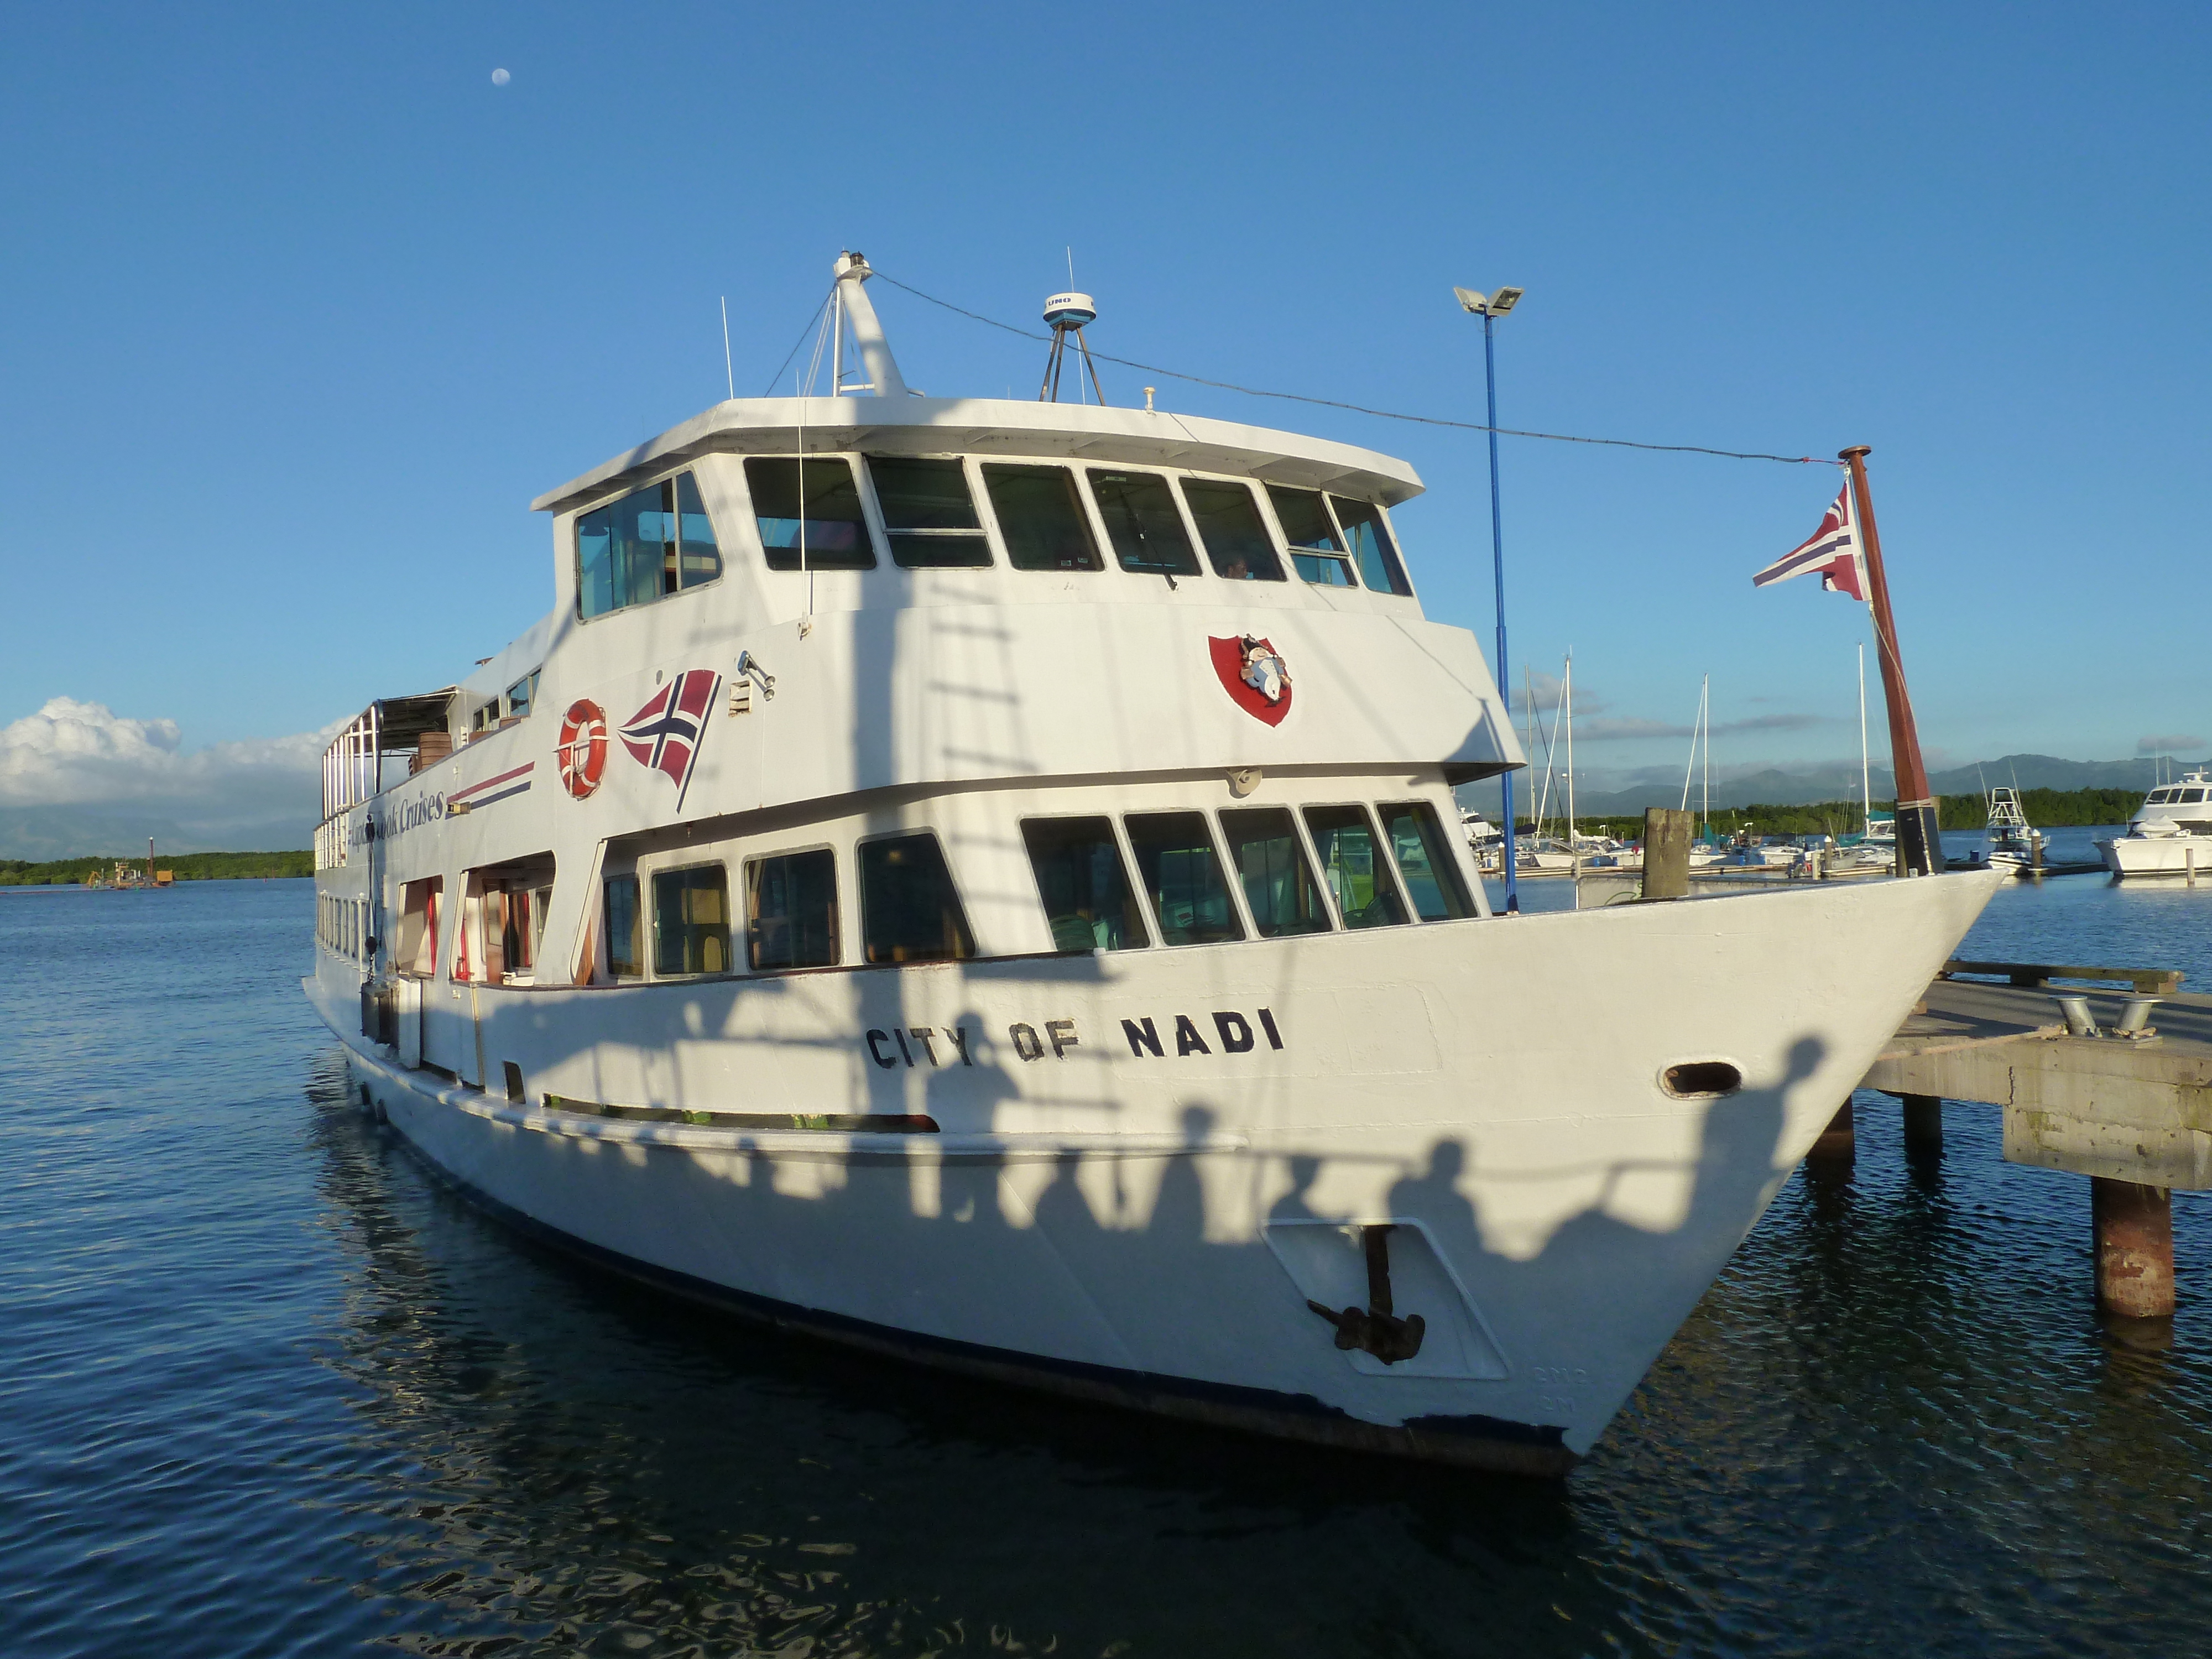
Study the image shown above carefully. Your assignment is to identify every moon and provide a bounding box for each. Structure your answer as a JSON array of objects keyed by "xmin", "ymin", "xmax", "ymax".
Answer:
[{"xmin": 491, "ymin": 67, "xmax": 510, "ymax": 86}]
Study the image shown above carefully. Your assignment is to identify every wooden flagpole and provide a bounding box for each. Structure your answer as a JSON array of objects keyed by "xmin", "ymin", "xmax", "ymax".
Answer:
[{"xmin": 1840, "ymin": 445, "xmax": 1942, "ymax": 875}]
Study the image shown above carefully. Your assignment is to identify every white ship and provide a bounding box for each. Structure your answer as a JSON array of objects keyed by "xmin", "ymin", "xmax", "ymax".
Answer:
[
  {"xmin": 2099, "ymin": 770, "xmax": 2212, "ymax": 878},
  {"xmin": 305, "ymin": 254, "xmax": 2002, "ymax": 1475}
]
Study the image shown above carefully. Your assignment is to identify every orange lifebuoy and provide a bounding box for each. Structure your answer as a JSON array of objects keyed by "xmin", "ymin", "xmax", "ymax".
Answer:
[{"xmin": 556, "ymin": 700, "xmax": 608, "ymax": 799}]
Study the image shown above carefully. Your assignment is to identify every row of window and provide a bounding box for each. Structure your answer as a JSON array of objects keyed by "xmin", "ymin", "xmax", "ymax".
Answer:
[
  {"xmin": 576, "ymin": 457, "xmax": 1414, "ymax": 621},
  {"xmin": 598, "ymin": 800, "xmax": 1471, "ymax": 982},
  {"xmin": 2146, "ymin": 786, "xmax": 2208, "ymax": 806},
  {"xmin": 319, "ymin": 893, "xmax": 367, "ymax": 960}
]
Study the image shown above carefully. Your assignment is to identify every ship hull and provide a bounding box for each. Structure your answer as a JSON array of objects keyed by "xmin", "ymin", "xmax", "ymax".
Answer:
[
  {"xmin": 2100, "ymin": 834, "xmax": 2212, "ymax": 877},
  {"xmin": 307, "ymin": 869, "xmax": 2000, "ymax": 1475}
]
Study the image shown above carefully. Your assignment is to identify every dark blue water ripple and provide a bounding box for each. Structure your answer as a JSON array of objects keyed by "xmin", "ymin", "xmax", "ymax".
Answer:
[{"xmin": 2, "ymin": 876, "xmax": 2206, "ymax": 1658}]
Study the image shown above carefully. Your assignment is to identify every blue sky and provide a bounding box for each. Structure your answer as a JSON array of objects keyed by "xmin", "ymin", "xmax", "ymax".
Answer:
[{"xmin": 3, "ymin": 2, "xmax": 2206, "ymax": 822}]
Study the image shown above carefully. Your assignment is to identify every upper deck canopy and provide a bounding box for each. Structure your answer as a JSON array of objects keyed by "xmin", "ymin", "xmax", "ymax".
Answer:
[{"xmin": 530, "ymin": 397, "xmax": 1423, "ymax": 518}]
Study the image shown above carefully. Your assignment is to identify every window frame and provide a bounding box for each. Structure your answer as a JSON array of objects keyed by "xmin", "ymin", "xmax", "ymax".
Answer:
[
  {"xmin": 1081, "ymin": 465, "xmax": 1207, "ymax": 579},
  {"xmin": 1177, "ymin": 475, "xmax": 1288, "ymax": 583},
  {"xmin": 975, "ymin": 458, "xmax": 1108, "ymax": 574},
  {"xmin": 649, "ymin": 859, "xmax": 735, "ymax": 979},
  {"xmin": 1327, "ymin": 495, "xmax": 1417, "ymax": 598},
  {"xmin": 1260, "ymin": 484, "xmax": 1361, "ymax": 589},
  {"xmin": 1376, "ymin": 799, "xmax": 1478, "ymax": 921},
  {"xmin": 862, "ymin": 453, "xmax": 996, "ymax": 571},
  {"xmin": 1018, "ymin": 813, "xmax": 1153, "ymax": 953},
  {"xmin": 572, "ymin": 467, "xmax": 727, "ymax": 624},
  {"xmin": 743, "ymin": 453, "xmax": 882, "ymax": 573},
  {"xmin": 855, "ymin": 829, "xmax": 978, "ymax": 966},
  {"xmin": 1301, "ymin": 801, "xmax": 1416, "ymax": 930},
  {"xmin": 603, "ymin": 872, "xmax": 644, "ymax": 980},
  {"xmin": 1121, "ymin": 809, "xmax": 1248, "ymax": 947},
  {"xmin": 1215, "ymin": 804, "xmax": 1335, "ymax": 938},
  {"xmin": 743, "ymin": 843, "xmax": 844, "ymax": 973}
]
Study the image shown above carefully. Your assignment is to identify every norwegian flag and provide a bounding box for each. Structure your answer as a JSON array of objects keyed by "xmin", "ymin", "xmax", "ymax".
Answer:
[
  {"xmin": 1753, "ymin": 482, "xmax": 1867, "ymax": 601},
  {"xmin": 620, "ymin": 669, "xmax": 721, "ymax": 792}
]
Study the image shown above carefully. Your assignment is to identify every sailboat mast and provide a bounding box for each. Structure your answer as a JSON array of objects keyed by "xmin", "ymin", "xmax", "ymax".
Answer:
[
  {"xmin": 1700, "ymin": 675, "xmax": 1710, "ymax": 837},
  {"xmin": 1679, "ymin": 676, "xmax": 1702, "ymax": 812},
  {"xmin": 1564, "ymin": 655, "xmax": 1576, "ymax": 847}
]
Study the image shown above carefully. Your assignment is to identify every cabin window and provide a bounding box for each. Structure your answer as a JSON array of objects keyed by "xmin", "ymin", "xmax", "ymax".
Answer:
[
  {"xmin": 868, "ymin": 457, "xmax": 992, "ymax": 568},
  {"xmin": 2180, "ymin": 788, "xmax": 2208, "ymax": 804},
  {"xmin": 746, "ymin": 849, "xmax": 840, "ymax": 970},
  {"xmin": 1379, "ymin": 802, "xmax": 1473, "ymax": 920},
  {"xmin": 859, "ymin": 834, "xmax": 976, "ymax": 964},
  {"xmin": 1181, "ymin": 479, "xmax": 1285, "ymax": 582},
  {"xmin": 505, "ymin": 669, "xmax": 541, "ymax": 719},
  {"xmin": 604, "ymin": 874, "xmax": 643, "ymax": 979},
  {"xmin": 982, "ymin": 463, "xmax": 1103, "ymax": 571},
  {"xmin": 1267, "ymin": 486, "xmax": 1357, "ymax": 587},
  {"xmin": 1304, "ymin": 805, "xmax": 1410, "ymax": 928},
  {"xmin": 1124, "ymin": 812, "xmax": 1244, "ymax": 946},
  {"xmin": 397, "ymin": 877, "xmax": 443, "ymax": 978},
  {"xmin": 1021, "ymin": 817, "xmax": 1148, "ymax": 952},
  {"xmin": 1331, "ymin": 497, "xmax": 1413, "ymax": 596},
  {"xmin": 745, "ymin": 457, "xmax": 877, "ymax": 570},
  {"xmin": 1219, "ymin": 808, "xmax": 1330, "ymax": 937},
  {"xmin": 653, "ymin": 865, "xmax": 731, "ymax": 976},
  {"xmin": 576, "ymin": 471, "xmax": 723, "ymax": 619},
  {"xmin": 1088, "ymin": 469, "xmax": 1202, "ymax": 577}
]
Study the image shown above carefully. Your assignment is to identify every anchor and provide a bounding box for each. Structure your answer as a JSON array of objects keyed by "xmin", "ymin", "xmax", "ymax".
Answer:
[{"xmin": 1307, "ymin": 1224, "xmax": 1426, "ymax": 1364}]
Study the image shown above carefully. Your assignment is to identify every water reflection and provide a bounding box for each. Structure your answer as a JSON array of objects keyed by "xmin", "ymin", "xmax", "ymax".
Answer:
[{"xmin": 305, "ymin": 1058, "xmax": 1630, "ymax": 1656}]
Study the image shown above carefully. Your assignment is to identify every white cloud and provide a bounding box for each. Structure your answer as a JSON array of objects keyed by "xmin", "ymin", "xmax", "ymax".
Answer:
[
  {"xmin": 0, "ymin": 697, "xmax": 337, "ymax": 849},
  {"xmin": 2138, "ymin": 733, "xmax": 2206, "ymax": 755}
]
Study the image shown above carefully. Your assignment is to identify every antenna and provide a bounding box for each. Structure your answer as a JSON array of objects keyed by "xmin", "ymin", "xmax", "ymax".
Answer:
[
  {"xmin": 720, "ymin": 297, "xmax": 735, "ymax": 400},
  {"xmin": 1038, "ymin": 288, "xmax": 1107, "ymax": 404}
]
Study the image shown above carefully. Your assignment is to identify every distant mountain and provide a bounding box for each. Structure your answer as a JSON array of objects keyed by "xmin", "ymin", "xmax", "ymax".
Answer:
[{"xmin": 1457, "ymin": 752, "xmax": 2200, "ymax": 820}]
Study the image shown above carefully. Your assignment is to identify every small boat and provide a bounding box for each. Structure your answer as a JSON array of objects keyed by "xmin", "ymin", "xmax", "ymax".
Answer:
[
  {"xmin": 2099, "ymin": 770, "xmax": 2212, "ymax": 879},
  {"xmin": 1950, "ymin": 786, "xmax": 2044, "ymax": 877}
]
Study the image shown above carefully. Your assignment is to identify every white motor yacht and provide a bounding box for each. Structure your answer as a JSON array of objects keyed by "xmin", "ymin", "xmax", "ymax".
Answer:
[
  {"xmin": 304, "ymin": 253, "xmax": 2001, "ymax": 1475},
  {"xmin": 2099, "ymin": 770, "xmax": 2212, "ymax": 878}
]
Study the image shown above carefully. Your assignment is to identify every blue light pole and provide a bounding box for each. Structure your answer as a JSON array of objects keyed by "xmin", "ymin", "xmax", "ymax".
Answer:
[{"xmin": 1455, "ymin": 285, "xmax": 1525, "ymax": 912}]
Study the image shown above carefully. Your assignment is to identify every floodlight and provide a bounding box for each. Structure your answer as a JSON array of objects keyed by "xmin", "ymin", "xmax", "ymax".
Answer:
[
  {"xmin": 1488, "ymin": 286, "xmax": 1524, "ymax": 315},
  {"xmin": 1453, "ymin": 286, "xmax": 1487, "ymax": 314}
]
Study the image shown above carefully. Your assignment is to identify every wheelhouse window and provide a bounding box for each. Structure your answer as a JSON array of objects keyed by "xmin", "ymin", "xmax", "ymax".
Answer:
[
  {"xmin": 1379, "ymin": 802, "xmax": 1473, "ymax": 920},
  {"xmin": 397, "ymin": 877, "xmax": 443, "ymax": 978},
  {"xmin": 982, "ymin": 463, "xmax": 1102, "ymax": 571},
  {"xmin": 1181, "ymin": 479, "xmax": 1285, "ymax": 582},
  {"xmin": 1124, "ymin": 812, "xmax": 1243, "ymax": 946},
  {"xmin": 868, "ymin": 457, "xmax": 992, "ymax": 568},
  {"xmin": 745, "ymin": 457, "xmax": 876, "ymax": 570},
  {"xmin": 1088, "ymin": 469, "xmax": 1202, "ymax": 576},
  {"xmin": 1332, "ymin": 497, "xmax": 1413, "ymax": 596},
  {"xmin": 576, "ymin": 471, "xmax": 722, "ymax": 619},
  {"xmin": 1267, "ymin": 486, "xmax": 1357, "ymax": 587},
  {"xmin": 1021, "ymin": 817, "xmax": 1147, "ymax": 952},
  {"xmin": 1303, "ymin": 805, "xmax": 1410, "ymax": 928},
  {"xmin": 859, "ymin": 834, "xmax": 975, "ymax": 964},
  {"xmin": 653, "ymin": 864, "xmax": 731, "ymax": 976},
  {"xmin": 604, "ymin": 874, "xmax": 643, "ymax": 979},
  {"xmin": 505, "ymin": 669, "xmax": 541, "ymax": 719},
  {"xmin": 1219, "ymin": 808, "xmax": 1330, "ymax": 937},
  {"xmin": 747, "ymin": 849, "xmax": 839, "ymax": 970}
]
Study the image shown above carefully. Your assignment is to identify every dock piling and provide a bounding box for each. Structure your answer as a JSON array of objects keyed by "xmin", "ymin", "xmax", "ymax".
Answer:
[
  {"xmin": 1809, "ymin": 1099, "xmax": 1856, "ymax": 1165},
  {"xmin": 1901, "ymin": 1093, "xmax": 1943, "ymax": 1153},
  {"xmin": 1641, "ymin": 807, "xmax": 1692, "ymax": 900},
  {"xmin": 2092, "ymin": 1178, "xmax": 2175, "ymax": 1319}
]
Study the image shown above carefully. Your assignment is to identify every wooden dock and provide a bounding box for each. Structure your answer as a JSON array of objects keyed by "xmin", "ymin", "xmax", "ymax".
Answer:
[{"xmin": 1853, "ymin": 961, "xmax": 2207, "ymax": 1319}]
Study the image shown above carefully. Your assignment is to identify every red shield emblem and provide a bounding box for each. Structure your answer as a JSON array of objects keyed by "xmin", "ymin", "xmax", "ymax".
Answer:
[
  {"xmin": 1209, "ymin": 635, "xmax": 1293, "ymax": 726},
  {"xmin": 556, "ymin": 700, "xmax": 608, "ymax": 799}
]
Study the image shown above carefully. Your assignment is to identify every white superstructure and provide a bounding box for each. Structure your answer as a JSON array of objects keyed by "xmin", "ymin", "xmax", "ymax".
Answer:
[
  {"xmin": 2100, "ymin": 770, "xmax": 2212, "ymax": 878},
  {"xmin": 305, "ymin": 253, "xmax": 2002, "ymax": 1475}
]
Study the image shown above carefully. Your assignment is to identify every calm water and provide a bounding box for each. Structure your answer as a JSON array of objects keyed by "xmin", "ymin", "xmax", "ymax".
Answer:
[{"xmin": 3, "ymin": 867, "xmax": 2208, "ymax": 1658}]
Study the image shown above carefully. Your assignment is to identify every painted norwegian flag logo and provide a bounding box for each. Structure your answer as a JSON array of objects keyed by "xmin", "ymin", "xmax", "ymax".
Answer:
[{"xmin": 620, "ymin": 669, "xmax": 721, "ymax": 796}]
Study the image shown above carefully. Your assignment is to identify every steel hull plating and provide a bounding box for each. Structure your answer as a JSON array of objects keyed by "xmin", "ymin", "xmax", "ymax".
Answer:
[{"xmin": 309, "ymin": 870, "xmax": 2000, "ymax": 1474}]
